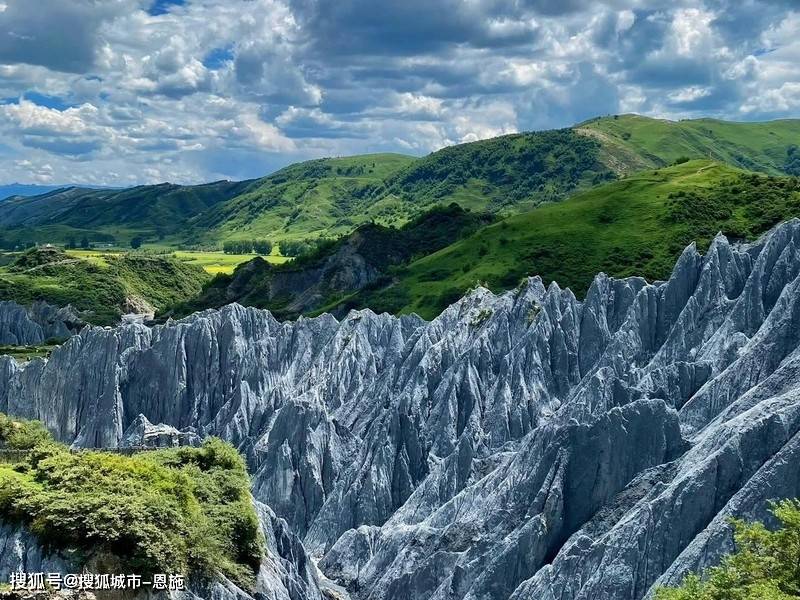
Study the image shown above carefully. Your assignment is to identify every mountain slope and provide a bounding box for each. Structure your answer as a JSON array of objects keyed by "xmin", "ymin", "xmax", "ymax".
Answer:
[
  {"xmin": 169, "ymin": 204, "xmax": 494, "ymax": 319},
  {"xmin": 339, "ymin": 160, "xmax": 800, "ymax": 318},
  {"xmin": 370, "ymin": 128, "xmax": 614, "ymax": 215},
  {"xmin": 192, "ymin": 153, "xmax": 417, "ymax": 244},
  {"xmin": 0, "ymin": 180, "xmax": 255, "ymax": 246},
  {"xmin": 1, "ymin": 115, "xmax": 798, "ymax": 251},
  {"xmin": 3, "ymin": 220, "xmax": 800, "ymax": 600},
  {"xmin": 580, "ymin": 114, "xmax": 800, "ymax": 175}
]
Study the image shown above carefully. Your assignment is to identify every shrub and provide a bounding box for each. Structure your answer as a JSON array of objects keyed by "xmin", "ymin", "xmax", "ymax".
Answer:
[
  {"xmin": 656, "ymin": 499, "xmax": 800, "ymax": 599},
  {"xmin": 0, "ymin": 413, "xmax": 263, "ymax": 589}
]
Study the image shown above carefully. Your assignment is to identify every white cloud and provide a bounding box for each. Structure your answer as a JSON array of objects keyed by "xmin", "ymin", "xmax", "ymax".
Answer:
[{"xmin": 0, "ymin": 0, "xmax": 796, "ymax": 185}]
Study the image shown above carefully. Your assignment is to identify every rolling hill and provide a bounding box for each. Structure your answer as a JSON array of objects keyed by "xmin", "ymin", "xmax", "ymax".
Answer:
[
  {"xmin": 190, "ymin": 153, "xmax": 417, "ymax": 244},
  {"xmin": 314, "ymin": 160, "xmax": 800, "ymax": 318},
  {"xmin": 2, "ymin": 115, "xmax": 797, "ymax": 252},
  {"xmin": 579, "ymin": 114, "xmax": 800, "ymax": 175},
  {"xmin": 0, "ymin": 180, "xmax": 255, "ymax": 247}
]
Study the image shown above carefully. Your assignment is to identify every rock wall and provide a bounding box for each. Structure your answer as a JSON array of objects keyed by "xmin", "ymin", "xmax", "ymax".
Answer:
[
  {"xmin": 0, "ymin": 301, "xmax": 81, "ymax": 346},
  {"xmin": 3, "ymin": 220, "xmax": 800, "ymax": 599}
]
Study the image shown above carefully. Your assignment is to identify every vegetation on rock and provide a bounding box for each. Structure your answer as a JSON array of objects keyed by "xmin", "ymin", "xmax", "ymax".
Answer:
[
  {"xmin": 656, "ymin": 500, "xmax": 800, "ymax": 600},
  {"xmin": 0, "ymin": 413, "xmax": 263, "ymax": 589}
]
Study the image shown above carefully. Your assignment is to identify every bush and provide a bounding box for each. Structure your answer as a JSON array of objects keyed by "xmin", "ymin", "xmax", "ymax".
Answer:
[
  {"xmin": 656, "ymin": 499, "xmax": 800, "ymax": 599},
  {"xmin": 0, "ymin": 413, "xmax": 263, "ymax": 589}
]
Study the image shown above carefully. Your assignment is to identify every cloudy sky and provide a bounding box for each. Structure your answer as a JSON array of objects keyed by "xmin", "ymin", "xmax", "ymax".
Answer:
[{"xmin": 0, "ymin": 0, "xmax": 798, "ymax": 186}]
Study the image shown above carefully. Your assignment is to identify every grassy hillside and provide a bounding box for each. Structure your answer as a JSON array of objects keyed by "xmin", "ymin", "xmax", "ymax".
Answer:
[
  {"xmin": 371, "ymin": 128, "xmax": 614, "ymax": 215},
  {"xmin": 191, "ymin": 153, "xmax": 417, "ymax": 244},
  {"xmin": 580, "ymin": 114, "xmax": 800, "ymax": 176},
  {"xmin": 334, "ymin": 160, "xmax": 800, "ymax": 318},
  {"xmin": 1, "ymin": 115, "xmax": 798, "ymax": 254},
  {"xmin": 0, "ymin": 413, "xmax": 263, "ymax": 588},
  {"xmin": 166, "ymin": 203, "xmax": 493, "ymax": 320},
  {"xmin": 0, "ymin": 179, "xmax": 254, "ymax": 247},
  {"xmin": 0, "ymin": 247, "xmax": 210, "ymax": 324}
]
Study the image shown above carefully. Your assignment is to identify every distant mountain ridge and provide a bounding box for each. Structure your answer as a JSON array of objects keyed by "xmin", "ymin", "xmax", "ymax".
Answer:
[
  {"xmin": 0, "ymin": 184, "xmax": 72, "ymax": 201},
  {"xmin": 0, "ymin": 114, "xmax": 798, "ymax": 250}
]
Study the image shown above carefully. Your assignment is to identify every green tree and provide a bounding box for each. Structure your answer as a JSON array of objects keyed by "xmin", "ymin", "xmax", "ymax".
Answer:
[
  {"xmin": 253, "ymin": 239, "xmax": 272, "ymax": 255},
  {"xmin": 656, "ymin": 499, "xmax": 800, "ymax": 599},
  {"xmin": 130, "ymin": 236, "xmax": 144, "ymax": 249}
]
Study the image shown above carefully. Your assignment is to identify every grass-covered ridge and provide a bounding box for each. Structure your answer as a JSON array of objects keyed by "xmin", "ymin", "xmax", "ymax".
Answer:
[
  {"xmin": 340, "ymin": 160, "xmax": 800, "ymax": 318},
  {"xmin": 2, "ymin": 115, "xmax": 799, "ymax": 253},
  {"xmin": 580, "ymin": 114, "xmax": 800, "ymax": 176},
  {"xmin": 656, "ymin": 500, "xmax": 800, "ymax": 599},
  {"xmin": 0, "ymin": 413, "xmax": 263, "ymax": 589},
  {"xmin": 165, "ymin": 203, "xmax": 493, "ymax": 320},
  {"xmin": 188, "ymin": 153, "xmax": 417, "ymax": 245},
  {"xmin": 0, "ymin": 247, "xmax": 210, "ymax": 325},
  {"xmin": 374, "ymin": 128, "xmax": 614, "ymax": 215}
]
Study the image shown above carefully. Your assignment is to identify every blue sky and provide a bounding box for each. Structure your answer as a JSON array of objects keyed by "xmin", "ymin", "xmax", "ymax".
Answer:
[{"xmin": 0, "ymin": 0, "xmax": 798, "ymax": 186}]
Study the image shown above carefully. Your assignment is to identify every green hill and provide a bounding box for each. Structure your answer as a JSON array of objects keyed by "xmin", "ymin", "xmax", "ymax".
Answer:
[
  {"xmin": 329, "ymin": 160, "xmax": 800, "ymax": 318},
  {"xmin": 0, "ymin": 180, "xmax": 254, "ymax": 247},
  {"xmin": 369, "ymin": 129, "xmax": 614, "ymax": 215},
  {"xmin": 1, "ymin": 115, "xmax": 798, "ymax": 255},
  {"xmin": 191, "ymin": 153, "xmax": 417, "ymax": 244},
  {"xmin": 0, "ymin": 247, "xmax": 210, "ymax": 324},
  {"xmin": 579, "ymin": 114, "xmax": 800, "ymax": 176},
  {"xmin": 165, "ymin": 203, "xmax": 493, "ymax": 320}
]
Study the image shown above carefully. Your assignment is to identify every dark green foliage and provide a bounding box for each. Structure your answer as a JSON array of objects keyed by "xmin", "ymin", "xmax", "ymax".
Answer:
[
  {"xmin": 0, "ymin": 344, "xmax": 59, "ymax": 361},
  {"xmin": 785, "ymin": 145, "xmax": 800, "ymax": 176},
  {"xmin": 222, "ymin": 239, "xmax": 272, "ymax": 254},
  {"xmin": 279, "ymin": 239, "xmax": 315, "ymax": 257},
  {"xmin": 130, "ymin": 236, "xmax": 144, "ymax": 249},
  {"xmin": 655, "ymin": 500, "xmax": 800, "ymax": 599},
  {"xmin": 0, "ymin": 413, "xmax": 263, "ymax": 589},
  {"xmin": 665, "ymin": 172, "xmax": 800, "ymax": 245}
]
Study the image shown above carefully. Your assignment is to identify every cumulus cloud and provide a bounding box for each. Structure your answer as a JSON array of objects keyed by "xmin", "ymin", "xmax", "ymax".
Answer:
[{"xmin": 0, "ymin": 0, "xmax": 796, "ymax": 185}]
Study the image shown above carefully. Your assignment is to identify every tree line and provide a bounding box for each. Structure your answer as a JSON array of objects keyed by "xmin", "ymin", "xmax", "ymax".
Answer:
[{"xmin": 222, "ymin": 239, "xmax": 273, "ymax": 254}]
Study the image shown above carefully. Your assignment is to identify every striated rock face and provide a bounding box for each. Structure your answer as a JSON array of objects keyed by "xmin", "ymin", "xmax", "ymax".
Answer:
[
  {"xmin": 0, "ymin": 301, "xmax": 82, "ymax": 346},
  {"xmin": 3, "ymin": 220, "xmax": 800, "ymax": 599}
]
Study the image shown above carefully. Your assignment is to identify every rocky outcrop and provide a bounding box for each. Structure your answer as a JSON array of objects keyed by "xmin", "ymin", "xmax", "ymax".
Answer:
[
  {"xmin": 0, "ymin": 504, "xmax": 327, "ymax": 600},
  {"xmin": 3, "ymin": 220, "xmax": 800, "ymax": 600},
  {"xmin": 0, "ymin": 301, "xmax": 81, "ymax": 346}
]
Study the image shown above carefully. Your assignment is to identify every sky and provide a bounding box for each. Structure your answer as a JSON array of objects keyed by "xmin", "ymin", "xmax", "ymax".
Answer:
[{"xmin": 0, "ymin": 0, "xmax": 798, "ymax": 186}]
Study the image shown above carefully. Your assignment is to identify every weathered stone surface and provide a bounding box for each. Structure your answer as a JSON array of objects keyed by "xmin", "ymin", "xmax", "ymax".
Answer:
[
  {"xmin": 3, "ymin": 220, "xmax": 800, "ymax": 599},
  {"xmin": 0, "ymin": 301, "xmax": 81, "ymax": 346}
]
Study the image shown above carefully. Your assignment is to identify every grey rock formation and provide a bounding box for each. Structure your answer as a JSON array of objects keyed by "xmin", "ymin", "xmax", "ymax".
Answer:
[
  {"xmin": 120, "ymin": 414, "xmax": 201, "ymax": 448},
  {"xmin": 0, "ymin": 301, "xmax": 82, "ymax": 346},
  {"xmin": 0, "ymin": 522, "xmax": 72, "ymax": 578},
  {"xmin": 3, "ymin": 220, "xmax": 800, "ymax": 599}
]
